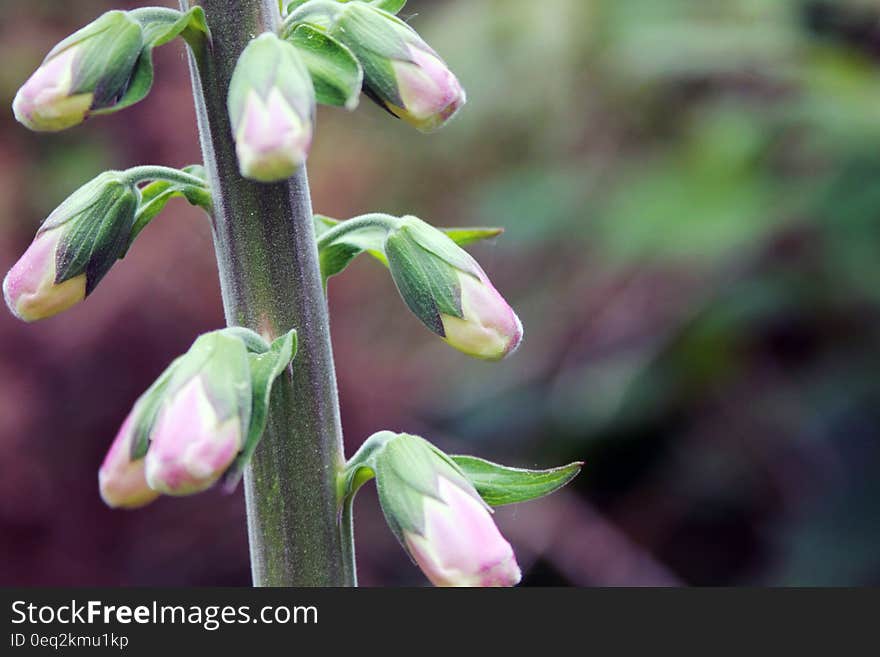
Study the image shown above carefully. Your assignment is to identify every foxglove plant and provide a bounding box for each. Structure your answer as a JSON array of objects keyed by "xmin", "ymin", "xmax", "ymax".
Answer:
[{"xmin": 5, "ymin": 0, "xmax": 581, "ymax": 587}]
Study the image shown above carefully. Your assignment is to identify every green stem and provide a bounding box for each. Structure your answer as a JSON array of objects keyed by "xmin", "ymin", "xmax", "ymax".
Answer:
[
  {"xmin": 316, "ymin": 213, "xmax": 399, "ymax": 249},
  {"xmin": 181, "ymin": 0, "xmax": 353, "ymax": 586},
  {"xmin": 122, "ymin": 165, "xmax": 207, "ymax": 188},
  {"xmin": 340, "ymin": 497, "xmax": 358, "ymax": 586}
]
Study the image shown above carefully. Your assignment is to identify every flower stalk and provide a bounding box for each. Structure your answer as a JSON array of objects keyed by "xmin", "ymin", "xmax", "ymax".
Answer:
[{"xmin": 181, "ymin": 0, "xmax": 351, "ymax": 586}]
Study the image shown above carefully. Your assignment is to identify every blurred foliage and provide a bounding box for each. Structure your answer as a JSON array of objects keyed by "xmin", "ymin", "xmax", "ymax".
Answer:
[{"xmin": 1, "ymin": 0, "xmax": 880, "ymax": 585}]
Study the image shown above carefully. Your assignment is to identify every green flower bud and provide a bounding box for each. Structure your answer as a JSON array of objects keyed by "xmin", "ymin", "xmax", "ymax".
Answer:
[
  {"xmin": 13, "ymin": 11, "xmax": 144, "ymax": 132},
  {"xmin": 3, "ymin": 172, "xmax": 138, "ymax": 322},
  {"xmin": 365, "ymin": 432, "xmax": 521, "ymax": 587},
  {"xmin": 143, "ymin": 332, "xmax": 252, "ymax": 496},
  {"xmin": 329, "ymin": 2, "xmax": 465, "ymax": 132},
  {"xmin": 384, "ymin": 217, "xmax": 523, "ymax": 360},
  {"xmin": 228, "ymin": 33, "xmax": 316, "ymax": 182}
]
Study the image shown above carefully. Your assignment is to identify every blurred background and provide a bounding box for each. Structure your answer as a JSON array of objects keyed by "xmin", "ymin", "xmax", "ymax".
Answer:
[{"xmin": 1, "ymin": 0, "xmax": 880, "ymax": 586}]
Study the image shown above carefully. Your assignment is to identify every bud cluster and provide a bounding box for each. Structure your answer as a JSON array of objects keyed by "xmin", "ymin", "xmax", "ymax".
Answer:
[{"xmin": 6, "ymin": 1, "xmax": 583, "ymax": 591}]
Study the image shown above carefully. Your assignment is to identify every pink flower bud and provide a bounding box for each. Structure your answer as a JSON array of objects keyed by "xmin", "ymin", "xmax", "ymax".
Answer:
[
  {"xmin": 144, "ymin": 377, "xmax": 243, "ymax": 496},
  {"xmin": 389, "ymin": 44, "xmax": 466, "ymax": 133},
  {"xmin": 235, "ymin": 89, "xmax": 313, "ymax": 182},
  {"xmin": 98, "ymin": 411, "xmax": 160, "ymax": 509},
  {"xmin": 2, "ymin": 229, "xmax": 86, "ymax": 322},
  {"xmin": 440, "ymin": 269, "xmax": 523, "ymax": 361},
  {"xmin": 405, "ymin": 477, "xmax": 521, "ymax": 587},
  {"xmin": 12, "ymin": 47, "xmax": 94, "ymax": 132}
]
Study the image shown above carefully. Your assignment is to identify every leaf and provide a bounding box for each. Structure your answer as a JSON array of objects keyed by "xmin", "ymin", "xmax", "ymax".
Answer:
[
  {"xmin": 441, "ymin": 226, "xmax": 504, "ymax": 246},
  {"xmin": 288, "ymin": 24, "xmax": 363, "ymax": 108},
  {"xmin": 450, "ymin": 455, "xmax": 583, "ymax": 507},
  {"xmin": 222, "ymin": 330, "xmax": 298, "ymax": 490}
]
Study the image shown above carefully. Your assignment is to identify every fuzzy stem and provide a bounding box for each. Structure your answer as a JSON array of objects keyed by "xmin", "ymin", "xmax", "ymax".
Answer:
[
  {"xmin": 122, "ymin": 166, "xmax": 207, "ymax": 188},
  {"xmin": 316, "ymin": 213, "xmax": 400, "ymax": 249},
  {"xmin": 181, "ymin": 0, "xmax": 353, "ymax": 586}
]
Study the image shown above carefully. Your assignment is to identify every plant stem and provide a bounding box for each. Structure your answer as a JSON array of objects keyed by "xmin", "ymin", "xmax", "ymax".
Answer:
[
  {"xmin": 122, "ymin": 165, "xmax": 207, "ymax": 188},
  {"xmin": 180, "ymin": 0, "xmax": 353, "ymax": 586},
  {"xmin": 316, "ymin": 213, "xmax": 399, "ymax": 249}
]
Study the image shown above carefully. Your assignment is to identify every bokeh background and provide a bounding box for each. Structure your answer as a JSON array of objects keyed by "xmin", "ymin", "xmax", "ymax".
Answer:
[{"xmin": 2, "ymin": 0, "xmax": 880, "ymax": 586}]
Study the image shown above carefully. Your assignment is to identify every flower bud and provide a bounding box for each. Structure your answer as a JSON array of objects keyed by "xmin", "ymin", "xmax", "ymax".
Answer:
[
  {"xmin": 99, "ymin": 411, "xmax": 160, "ymax": 510},
  {"xmin": 144, "ymin": 377, "xmax": 244, "ymax": 496},
  {"xmin": 405, "ymin": 477, "xmax": 521, "ymax": 587},
  {"xmin": 13, "ymin": 11, "xmax": 144, "ymax": 132},
  {"xmin": 371, "ymin": 432, "xmax": 521, "ymax": 587},
  {"xmin": 228, "ymin": 33, "xmax": 315, "ymax": 182},
  {"xmin": 3, "ymin": 172, "xmax": 138, "ymax": 322},
  {"xmin": 143, "ymin": 333, "xmax": 251, "ymax": 496},
  {"xmin": 331, "ymin": 2, "xmax": 465, "ymax": 132},
  {"xmin": 384, "ymin": 217, "xmax": 523, "ymax": 360}
]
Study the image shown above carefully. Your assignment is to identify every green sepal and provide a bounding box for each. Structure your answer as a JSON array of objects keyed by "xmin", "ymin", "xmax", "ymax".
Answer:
[
  {"xmin": 129, "ymin": 329, "xmax": 256, "ymax": 461},
  {"xmin": 128, "ymin": 6, "xmax": 209, "ymax": 49},
  {"xmin": 330, "ymin": 2, "xmax": 413, "ymax": 62},
  {"xmin": 94, "ymin": 49, "xmax": 155, "ymax": 116},
  {"xmin": 228, "ymin": 32, "xmax": 314, "ymax": 132},
  {"xmin": 222, "ymin": 330, "xmax": 298, "ymax": 490},
  {"xmin": 128, "ymin": 355, "xmax": 185, "ymax": 460},
  {"xmin": 451, "ymin": 456, "xmax": 583, "ymax": 507},
  {"xmin": 42, "ymin": 11, "xmax": 143, "ymax": 111},
  {"xmin": 90, "ymin": 7, "xmax": 208, "ymax": 117},
  {"xmin": 399, "ymin": 216, "xmax": 483, "ymax": 278},
  {"xmin": 46, "ymin": 173, "xmax": 138, "ymax": 293},
  {"xmin": 385, "ymin": 226, "xmax": 463, "ymax": 334},
  {"xmin": 327, "ymin": 2, "xmax": 423, "ymax": 109},
  {"xmin": 367, "ymin": 0, "xmax": 407, "ymax": 14},
  {"xmin": 345, "ymin": 432, "xmax": 474, "ymax": 541},
  {"xmin": 286, "ymin": 24, "xmax": 363, "ymax": 109},
  {"xmin": 287, "ymin": 0, "xmax": 407, "ymax": 16},
  {"xmin": 167, "ymin": 331, "xmax": 254, "ymax": 433},
  {"xmin": 223, "ymin": 326, "xmax": 272, "ymax": 354},
  {"xmin": 125, "ymin": 165, "xmax": 211, "ymax": 253}
]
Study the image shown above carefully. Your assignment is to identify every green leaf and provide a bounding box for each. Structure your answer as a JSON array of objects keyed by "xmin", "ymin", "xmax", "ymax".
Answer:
[
  {"xmin": 441, "ymin": 226, "xmax": 504, "ymax": 246},
  {"xmin": 125, "ymin": 165, "xmax": 211, "ymax": 254},
  {"xmin": 288, "ymin": 24, "xmax": 363, "ymax": 109},
  {"xmin": 222, "ymin": 330, "xmax": 298, "ymax": 490},
  {"xmin": 450, "ymin": 456, "xmax": 583, "ymax": 507}
]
